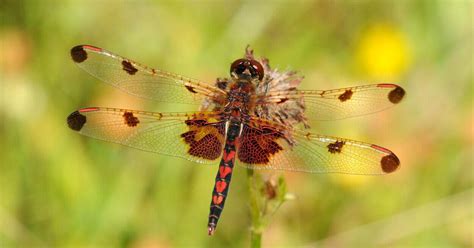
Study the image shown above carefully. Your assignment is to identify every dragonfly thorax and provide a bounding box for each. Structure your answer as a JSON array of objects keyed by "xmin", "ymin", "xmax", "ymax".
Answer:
[{"xmin": 224, "ymin": 80, "xmax": 256, "ymax": 119}]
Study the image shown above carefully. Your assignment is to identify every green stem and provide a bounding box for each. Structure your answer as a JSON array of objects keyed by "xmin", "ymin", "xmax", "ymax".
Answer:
[
  {"xmin": 247, "ymin": 168, "xmax": 262, "ymax": 248},
  {"xmin": 250, "ymin": 229, "xmax": 262, "ymax": 248},
  {"xmin": 246, "ymin": 169, "xmax": 289, "ymax": 248}
]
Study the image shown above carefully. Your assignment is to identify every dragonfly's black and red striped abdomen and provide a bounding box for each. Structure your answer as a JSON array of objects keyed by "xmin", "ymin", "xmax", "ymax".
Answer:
[{"xmin": 207, "ymin": 121, "xmax": 242, "ymax": 235}]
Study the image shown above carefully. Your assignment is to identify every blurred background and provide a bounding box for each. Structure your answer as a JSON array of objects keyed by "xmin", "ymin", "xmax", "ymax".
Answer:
[{"xmin": 1, "ymin": 1, "xmax": 472, "ymax": 247}]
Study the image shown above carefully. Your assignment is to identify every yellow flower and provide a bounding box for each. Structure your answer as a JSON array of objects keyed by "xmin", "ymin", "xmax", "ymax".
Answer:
[{"xmin": 356, "ymin": 24, "xmax": 411, "ymax": 79}]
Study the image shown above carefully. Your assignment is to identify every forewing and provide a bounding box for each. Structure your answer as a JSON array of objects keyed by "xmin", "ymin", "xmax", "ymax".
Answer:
[
  {"xmin": 70, "ymin": 45, "xmax": 226, "ymax": 105},
  {"xmin": 260, "ymin": 84, "xmax": 405, "ymax": 121},
  {"xmin": 67, "ymin": 107, "xmax": 225, "ymax": 164},
  {"xmin": 237, "ymin": 118, "xmax": 400, "ymax": 174}
]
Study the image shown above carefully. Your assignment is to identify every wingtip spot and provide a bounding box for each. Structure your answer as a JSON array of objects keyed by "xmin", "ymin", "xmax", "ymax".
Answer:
[
  {"xmin": 67, "ymin": 111, "xmax": 86, "ymax": 131},
  {"xmin": 381, "ymin": 153, "xmax": 400, "ymax": 173},
  {"xmin": 388, "ymin": 86, "xmax": 405, "ymax": 104},
  {"xmin": 70, "ymin": 46, "xmax": 87, "ymax": 63}
]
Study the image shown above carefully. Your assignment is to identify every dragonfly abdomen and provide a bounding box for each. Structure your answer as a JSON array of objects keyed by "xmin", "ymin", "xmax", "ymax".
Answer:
[{"xmin": 207, "ymin": 121, "xmax": 241, "ymax": 235}]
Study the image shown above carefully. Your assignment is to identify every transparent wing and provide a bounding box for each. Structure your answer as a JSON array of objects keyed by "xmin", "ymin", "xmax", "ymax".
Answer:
[
  {"xmin": 259, "ymin": 84, "xmax": 406, "ymax": 121},
  {"xmin": 70, "ymin": 45, "xmax": 227, "ymax": 105},
  {"xmin": 67, "ymin": 107, "xmax": 226, "ymax": 164},
  {"xmin": 236, "ymin": 118, "xmax": 400, "ymax": 174}
]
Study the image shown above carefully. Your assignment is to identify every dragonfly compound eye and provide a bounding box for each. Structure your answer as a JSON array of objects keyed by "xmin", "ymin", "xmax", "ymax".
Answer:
[
  {"xmin": 230, "ymin": 59, "xmax": 264, "ymax": 81},
  {"xmin": 249, "ymin": 59, "xmax": 264, "ymax": 81}
]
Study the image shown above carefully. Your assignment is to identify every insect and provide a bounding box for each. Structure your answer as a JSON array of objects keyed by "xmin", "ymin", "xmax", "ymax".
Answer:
[{"xmin": 67, "ymin": 45, "xmax": 405, "ymax": 235}]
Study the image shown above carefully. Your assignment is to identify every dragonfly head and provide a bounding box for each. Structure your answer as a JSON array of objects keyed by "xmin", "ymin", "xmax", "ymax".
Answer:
[{"xmin": 230, "ymin": 58, "xmax": 264, "ymax": 81}]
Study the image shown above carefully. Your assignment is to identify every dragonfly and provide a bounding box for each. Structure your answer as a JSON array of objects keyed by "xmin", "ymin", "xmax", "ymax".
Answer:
[{"xmin": 67, "ymin": 45, "xmax": 405, "ymax": 235}]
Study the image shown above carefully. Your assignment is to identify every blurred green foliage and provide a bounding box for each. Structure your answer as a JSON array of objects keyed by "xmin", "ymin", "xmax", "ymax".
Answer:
[{"xmin": 1, "ymin": 0, "xmax": 472, "ymax": 247}]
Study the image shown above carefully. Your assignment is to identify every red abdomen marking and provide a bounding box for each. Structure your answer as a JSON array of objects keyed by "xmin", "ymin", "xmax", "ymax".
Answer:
[
  {"xmin": 212, "ymin": 195, "xmax": 224, "ymax": 205},
  {"xmin": 219, "ymin": 166, "xmax": 232, "ymax": 178},
  {"xmin": 215, "ymin": 181, "xmax": 227, "ymax": 193},
  {"xmin": 223, "ymin": 150, "xmax": 236, "ymax": 162}
]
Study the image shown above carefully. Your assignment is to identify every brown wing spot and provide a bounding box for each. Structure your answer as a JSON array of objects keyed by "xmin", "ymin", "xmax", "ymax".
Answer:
[
  {"xmin": 181, "ymin": 131, "xmax": 195, "ymax": 143},
  {"xmin": 123, "ymin": 112, "xmax": 139, "ymax": 127},
  {"xmin": 67, "ymin": 111, "xmax": 87, "ymax": 131},
  {"xmin": 185, "ymin": 85, "xmax": 198, "ymax": 94},
  {"xmin": 181, "ymin": 119, "xmax": 224, "ymax": 160},
  {"xmin": 381, "ymin": 153, "xmax": 400, "ymax": 173},
  {"xmin": 238, "ymin": 126, "xmax": 284, "ymax": 164},
  {"xmin": 216, "ymin": 78, "xmax": 229, "ymax": 90},
  {"xmin": 70, "ymin": 46, "xmax": 87, "ymax": 63},
  {"xmin": 327, "ymin": 141, "xmax": 345, "ymax": 154},
  {"xmin": 185, "ymin": 119, "xmax": 207, "ymax": 126},
  {"xmin": 388, "ymin": 86, "xmax": 405, "ymax": 104},
  {"xmin": 277, "ymin": 98, "xmax": 289, "ymax": 104},
  {"xmin": 338, "ymin": 90, "xmax": 353, "ymax": 102},
  {"xmin": 189, "ymin": 133, "xmax": 221, "ymax": 159},
  {"xmin": 122, "ymin": 60, "xmax": 138, "ymax": 75}
]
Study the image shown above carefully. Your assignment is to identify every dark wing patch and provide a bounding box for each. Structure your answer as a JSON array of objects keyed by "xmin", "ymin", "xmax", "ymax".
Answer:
[
  {"xmin": 122, "ymin": 60, "xmax": 138, "ymax": 75},
  {"xmin": 388, "ymin": 86, "xmax": 406, "ymax": 104},
  {"xmin": 185, "ymin": 85, "xmax": 198, "ymax": 94},
  {"xmin": 123, "ymin": 112, "xmax": 139, "ymax": 127},
  {"xmin": 237, "ymin": 125, "xmax": 285, "ymax": 164},
  {"xmin": 277, "ymin": 97, "xmax": 289, "ymax": 104},
  {"xmin": 338, "ymin": 90, "xmax": 353, "ymax": 102},
  {"xmin": 380, "ymin": 153, "xmax": 400, "ymax": 173},
  {"xmin": 216, "ymin": 78, "xmax": 229, "ymax": 90},
  {"xmin": 327, "ymin": 141, "xmax": 345, "ymax": 153},
  {"xmin": 70, "ymin": 46, "xmax": 88, "ymax": 63},
  {"xmin": 67, "ymin": 111, "xmax": 87, "ymax": 131},
  {"xmin": 181, "ymin": 118, "xmax": 225, "ymax": 160}
]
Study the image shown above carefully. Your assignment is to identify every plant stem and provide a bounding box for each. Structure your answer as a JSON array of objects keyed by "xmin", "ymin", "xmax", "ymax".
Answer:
[
  {"xmin": 250, "ymin": 229, "xmax": 262, "ymax": 248},
  {"xmin": 247, "ymin": 168, "xmax": 262, "ymax": 248},
  {"xmin": 246, "ymin": 169, "xmax": 289, "ymax": 248}
]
